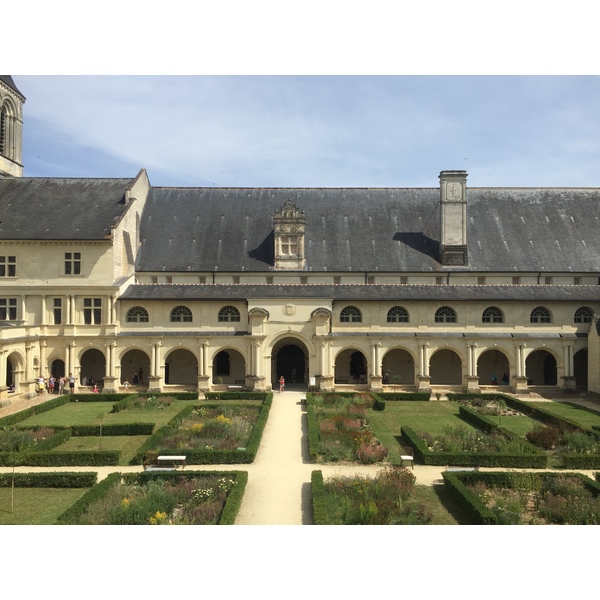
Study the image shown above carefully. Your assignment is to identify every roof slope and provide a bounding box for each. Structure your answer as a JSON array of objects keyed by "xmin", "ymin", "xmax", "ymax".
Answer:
[
  {"xmin": 0, "ymin": 76, "xmax": 25, "ymax": 99},
  {"xmin": 137, "ymin": 186, "xmax": 600, "ymax": 273},
  {"xmin": 120, "ymin": 284, "xmax": 600, "ymax": 302},
  {"xmin": 0, "ymin": 177, "xmax": 135, "ymax": 240}
]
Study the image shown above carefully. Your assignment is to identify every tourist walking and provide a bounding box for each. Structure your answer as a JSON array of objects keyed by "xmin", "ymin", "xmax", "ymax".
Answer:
[{"xmin": 278, "ymin": 375, "xmax": 285, "ymax": 393}]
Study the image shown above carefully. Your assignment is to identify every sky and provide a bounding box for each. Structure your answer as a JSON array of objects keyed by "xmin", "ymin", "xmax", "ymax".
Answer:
[
  {"xmin": 8, "ymin": 2, "xmax": 600, "ymax": 190},
  {"xmin": 15, "ymin": 75, "xmax": 600, "ymax": 188}
]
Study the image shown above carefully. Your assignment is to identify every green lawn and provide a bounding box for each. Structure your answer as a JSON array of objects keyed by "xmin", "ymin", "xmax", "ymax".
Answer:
[
  {"xmin": 488, "ymin": 414, "xmax": 539, "ymax": 437},
  {"xmin": 0, "ymin": 487, "xmax": 90, "ymax": 525},
  {"xmin": 17, "ymin": 400, "xmax": 196, "ymax": 429},
  {"xmin": 525, "ymin": 401, "xmax": 600, "ymax": 429},
  {"xmin": 368, "ymin": 401, "xmax": 480, "ymax": 463},
  {"xmin": 54, "ymin": 436, "xmax": 150, "ymax": 465}
]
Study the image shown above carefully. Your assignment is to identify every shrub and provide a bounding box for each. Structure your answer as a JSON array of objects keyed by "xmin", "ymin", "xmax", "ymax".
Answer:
[
  {"xmin": 357, "ymin": 443, "xmax": 388, "ymax": 464},
  {"xmin": 526, "ymin": 425, "xmax": 562, "ymax": 450}
]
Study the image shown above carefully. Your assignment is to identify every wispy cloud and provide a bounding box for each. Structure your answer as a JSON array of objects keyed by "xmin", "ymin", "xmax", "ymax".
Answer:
[{"xmin": 18, "ymin": 75, "xmax": 600, "ymax": 187}]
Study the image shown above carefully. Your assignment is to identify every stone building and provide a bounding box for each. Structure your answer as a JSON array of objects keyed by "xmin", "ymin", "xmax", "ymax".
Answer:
[{"xmin": 1, "ymin": 76, "xmax": 599, "ymax": 399}]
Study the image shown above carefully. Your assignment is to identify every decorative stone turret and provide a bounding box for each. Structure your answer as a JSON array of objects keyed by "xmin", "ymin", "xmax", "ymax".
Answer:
[
  {"xmin": 0, "ymin": 76, "xmax": 25, "ymax": 178},
  {"xmin": 272, "ymin": 199, "xmax": 306, "ymax": 270},
  {"xmin": 439, "ymin": 170, "xmax": 468, "ymax": 266}
]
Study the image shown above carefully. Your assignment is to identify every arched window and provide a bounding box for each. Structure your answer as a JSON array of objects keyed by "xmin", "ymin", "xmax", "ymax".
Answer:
[
  {"xmin": 0, "ymin": 106, "xmax": 6, "ymax": 155},
  {"xmin": 126, "ymin": 306, "xmax": 149, "ymax": 323},
  {"xmin": 435, "ymin": 306, "xmax": 457, "ymax": 323},
  {"xmin": 574, "ymin": 306, "xmax": 594, "ymax": 324},
  {"xmin": 530, "ymin": 306, "xmax": 551, "ymax": 323},
  {"xmin": 387, "ymin": 306, "xmax": 409, "ymax": 323},
  {"xmin": 170, "ymin": 305, "xmax": 192, "ymax": 322},
  {"xmin": 340, "ymin": 306, "xmax": 362, "ymax": 323},
  {"xmin": 482, "ymin": 306, "xmax": 504, "ymax": 323},
  {"xmin": 218, "ymin": 305, "xmax": 241, "ymax": 322}
]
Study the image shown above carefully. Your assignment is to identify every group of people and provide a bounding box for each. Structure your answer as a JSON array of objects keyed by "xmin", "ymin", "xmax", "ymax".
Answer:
[
  {"xmin": 35, "ymin": 373, "xmax": 89, "ymax": 395},
  {"xmin": 491, "ymin": 372, "xmax": 510, "ymax": 385}
]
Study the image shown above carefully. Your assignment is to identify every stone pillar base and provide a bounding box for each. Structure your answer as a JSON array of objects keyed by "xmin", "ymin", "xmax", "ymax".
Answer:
[
  {"xmin": 369, "ymin": 375, "xmax": 383, "ymax": 393},
  {"xmin": 247, "ymin": 375, "xmax": 266, "ymax": 391},
  {"xmin": 417, "ymin": 375, "xmax": 432, "ymax": 394},
  {"xmin": 465, "ymin": 375, "xmax": 480, "ymax": 393},
  {"xmin": 197, "ymin": 375, "xmax": 211, "ymax": 393},
  {"xmin": 147, "ymin": 376, "xmax": 163, "ymax": 393},
  {"xmin": 561, "ymin": 376, "xmax": 577, "ymax": 392},
  {"xmin": 318, "ymin": 375, "xmax": 334, "ymax": 392},
  {"xmin": 513, "ymin": 376, "xmax": 529, "ymax": 393},
  {"xmin": 102, "ymin": 376, "xmax": 119, "ymax": 394}
]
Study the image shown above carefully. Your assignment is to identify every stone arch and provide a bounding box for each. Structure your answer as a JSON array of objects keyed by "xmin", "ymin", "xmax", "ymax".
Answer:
[
  {"xmin": 477, "ymin": 348, "xmax": 510, "ymax": 386},
  {"xmin": 5, "ymin": 350, "xmax": 24, "ymax": 390},
  {"xmin": 381, "ymin": 348, "xmax": 416, "ymax": 385},
  {"xmin": 50, "ymin": 358, "xmax": 66, "ymax": 379},
  {"xmin": 334, "ymin": 347, "xmax": 368, "ymax": 384},
  {"xmin": 271, "ymin": 336, "xmax": 309, "ymax": 389},
  {"xmin": 120, "ymin": 348, "xmax": 151, "ymax": 385},
  {"xmin": 429, "ymin": 348, "xmax": 462, "ymax": 385},
  {"xmin": 212, "ymin": 348, "xmax": 245, "ymax": 385},
  {"xmin": 574, "ymin": 348, "xmax": 588, "ymax": 388},
  {"xmin": 165, "ymin": 348, "xmax": 198, "ymax": 385},
  {"xmin": 525, "ymin": 349, "xmax": 558, "ymax": 386},
  {"xmin": 79, "ymin": 348, "xmax": 106, "ymax": 385}
]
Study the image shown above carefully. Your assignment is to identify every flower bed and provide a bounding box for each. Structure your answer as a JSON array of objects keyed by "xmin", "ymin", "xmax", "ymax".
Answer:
[
  {"xmin": 57, "ymin": 471, "xmax": 247, "ymax": 525},
  {"xmin": 312, "ymin": 467, "xmax": 433, "ymax": 524},
  {"xmin": 308, "ymin": 393, "xmax": 388, "ymax": 463},
  {"xmin": 443, "ymin": 470, "xmax": 600, "ymax": 524}
]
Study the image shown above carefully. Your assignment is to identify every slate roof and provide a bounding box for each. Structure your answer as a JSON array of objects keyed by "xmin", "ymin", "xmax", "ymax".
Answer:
[
  {"xmin": 137, "ymin": 186, "xmax": 600, "ymax": 274},
  {"xmin": 0, "ymin": 76, "xmax": 25, "ymax": 99},
  {"xmin": 120, "ymin": 284, "xmax": 600, "ymax": 303},
  {"xmin": 0, "ymin": 177, "xmax": 135, "ymax": 240}
]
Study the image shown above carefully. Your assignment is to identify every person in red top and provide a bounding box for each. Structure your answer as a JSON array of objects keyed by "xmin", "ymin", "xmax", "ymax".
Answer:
[{"xmin": 278, "ymin": 376, "xmax": 285, "ymax": 393}]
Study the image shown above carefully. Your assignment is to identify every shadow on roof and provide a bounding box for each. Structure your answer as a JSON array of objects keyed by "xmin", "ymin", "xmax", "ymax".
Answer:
[
  {"xmin": 394, "ymin": 232, "xmax": 440, "ymax": 262},
  {"xmin": 248, "ymin": 230, "xmax": 274, "ymax": 266}
]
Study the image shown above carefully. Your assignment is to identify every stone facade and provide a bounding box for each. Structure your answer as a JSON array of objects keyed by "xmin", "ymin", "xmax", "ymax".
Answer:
[{"xmin": 1, "ymin": 78, "xmax": 599, "ymax": 400}]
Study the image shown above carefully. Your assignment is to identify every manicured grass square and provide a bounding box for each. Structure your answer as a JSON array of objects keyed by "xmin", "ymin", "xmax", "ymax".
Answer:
[{"xmin": 53, "ymin": 436, "xmax": 150, "ymax": 465}]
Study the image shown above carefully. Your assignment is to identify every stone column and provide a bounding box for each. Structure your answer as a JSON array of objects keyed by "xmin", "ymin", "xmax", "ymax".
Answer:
[
  {"xmin": 197, "ymin": 340, "xmax": 210, "ymax": 392},
  {"xmin": 103, "ymin": 342, "xmax": 118, "ymax": 392},
  {"xmin": 513, "ymin": 343, "xmax": 529, "ymax": 392},
  {"xmin": 561, "ymin": 344, "xmax": 576, "ymax": 391},
  {"xmin": 417, "ymin": 342, "xmax": 431, "ymax": 393},
  {"xmin": 465, "ymin": 343, "xmax": 480, "ymax": 392},
  {"xmin": 370, "ymin": 342, "xmax": 383, "ymax": 391}
]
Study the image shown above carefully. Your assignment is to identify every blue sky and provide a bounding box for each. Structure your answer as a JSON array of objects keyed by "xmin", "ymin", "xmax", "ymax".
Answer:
[{"xmin": 15, "ymin": 75, "xmax": 600, "ymax": 188}]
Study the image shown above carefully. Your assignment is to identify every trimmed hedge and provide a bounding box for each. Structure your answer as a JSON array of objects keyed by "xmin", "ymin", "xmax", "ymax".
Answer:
[
  {"xmin": 442, "ymin": 471, "xmax": 498, "ymax": 524},
  {"xmin": 0, "ymin": 471, "xmax": 97, "ymax": 488},
  {"xmin": 133, "ymin": 394, "xmax": 273, "ymax": 465},
  {"xmin": 66, "ymin": 423, "xmax": 155, "ymax": 436},
  {"xmin": 306, "ymin": 393, "xmax": 320, "ymax": 462},
  {"xmin": 0, "ymin": 450, "xmax": 121, "ymax": 467},
  {"xmin": 311, "ymin": 470, "xmax": 328, "ymax": 524},
  {"xmin": 139, "ymin": 392, "xmax": 198, "ymax": 400},
  {"xmin": 376, "ymin": 392, "xmax": 431, "ymax": 402},
  {"xmin": 204, "ymin": 392, "xmax": 267, "ymax": 401},
  {"xmin": 69, "ymin": 393, "xmax": 128, "ymax": 403},
  {"xmin": 401, "ymin": 424, "xmax": 548, "ymax": 468}
]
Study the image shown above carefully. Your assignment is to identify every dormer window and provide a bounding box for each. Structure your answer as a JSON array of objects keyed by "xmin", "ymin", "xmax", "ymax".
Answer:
[{"xmin": 272, "ymin": 199, "xmax": 306, "ymax": 270}]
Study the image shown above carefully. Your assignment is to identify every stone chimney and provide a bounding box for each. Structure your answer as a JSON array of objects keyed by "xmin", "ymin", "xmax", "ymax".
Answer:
[{"xmin": 439, "ymin": 170, "xmax": 468, "ymax": 266}]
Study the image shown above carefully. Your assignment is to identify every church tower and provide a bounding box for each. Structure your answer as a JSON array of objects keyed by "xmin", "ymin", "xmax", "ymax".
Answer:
[
  {"xmin": 0, "ymin": 76, "xmax": 25, "ymax": 178},
  {"xmin": 272, "ymin": 199, "xmax": 306, "ymax": 270}
]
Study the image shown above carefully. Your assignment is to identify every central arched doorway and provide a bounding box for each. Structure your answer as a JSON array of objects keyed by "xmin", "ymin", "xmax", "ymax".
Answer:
[{"xmin": 272, "ymin": 338, "xmax": 308, "ymax": 389}]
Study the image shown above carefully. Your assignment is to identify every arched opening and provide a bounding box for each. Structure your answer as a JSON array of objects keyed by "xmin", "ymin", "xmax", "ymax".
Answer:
[
  {"xmin": 165, "ymin": 348, "xmax": 198, "ymax": 385},
  {"xmin": 212, "ymin": 349, "xmax": 245, "ymax": 385},
  {"xmin": 334, "ymin": 348, "xmax": 367, "ymax": 385},
  {"xmin": 120, "ymin": 349, "xmax": 151, "ymax": 385},
  {"xmin": 381, "ymin": 348, "xmax": 415, "ymax": 385},
  {"xmin": 574, "ymin": 348, "xmax": 588, "ymax": 388},
  {"xmin": 5, "ymin": 355, "xmax": 13, "ymax": 387},
  {"xmin": 477, "ymin": 349, "xmax": 510, "ymax": 386},
  {"xmin": 526, "ymin": 350, "xmax": 558, "ymax": 386},
  {"xmin": 272, "ymin": 338, "xmax": 308, "ymax": 389},
  {"xmin": 79, "ymin": 349, "xmax": 106, "ymax": 387},
  {"xmin": 51, "ymin": 359, "xmax": 65, "ymax": 379},
  {"xmin": 430, "ymin": 349, "xmax": 462, "ymax": 385}
]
